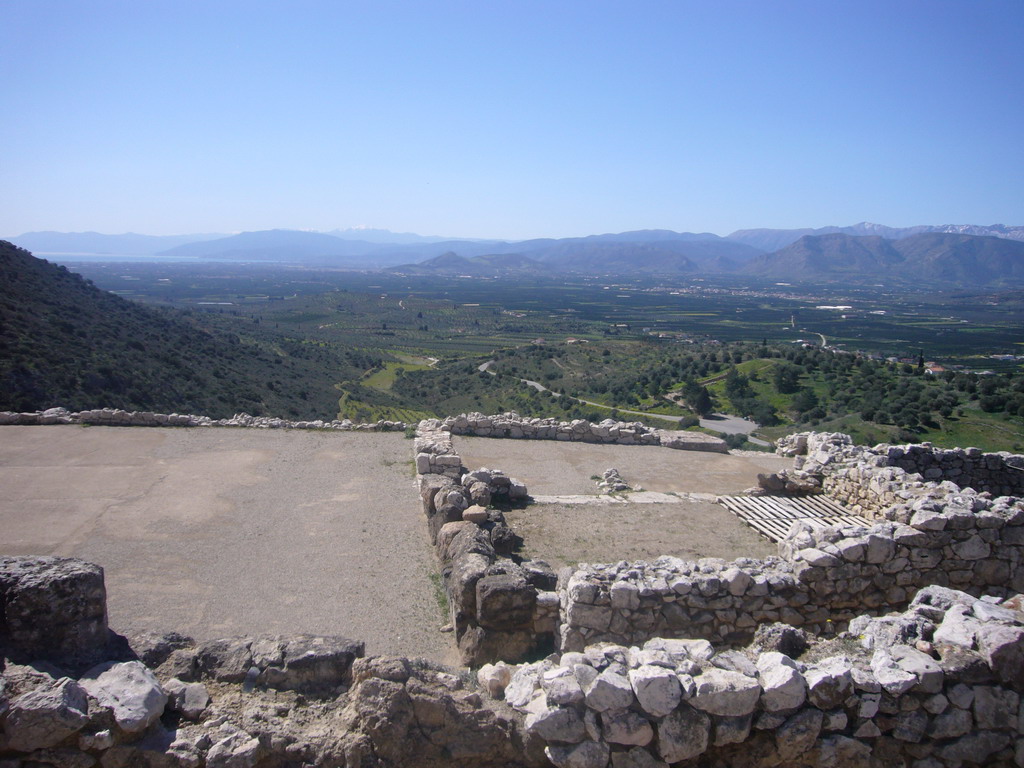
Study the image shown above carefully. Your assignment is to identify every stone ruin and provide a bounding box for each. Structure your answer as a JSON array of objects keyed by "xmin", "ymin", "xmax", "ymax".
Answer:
[{"xmin": 4, "ymin": 412, "xmax": 1024, "ymax": 767}]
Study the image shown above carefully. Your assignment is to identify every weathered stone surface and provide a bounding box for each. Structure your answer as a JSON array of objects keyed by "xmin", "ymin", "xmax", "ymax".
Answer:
[
  {"xmin": 712, "ymin": 713, "xmax": 753, "ymax": 746},
  {"xmin": 927, "ymin": 707, "xmax": 972, "ymax": 739},
  {"xmin": 976, "ymin": 622, "xmax": 1024, "ymax": 688},
  {"xmin": 871, "ymin": 649, "xmax": 918, "ymax": 696},
  {"xmin": 687, "ymin": 668, "xmax": 761, "ymax": 717},
  {"xmin": 600, "ymin": 708, "xmax": 653, "ymax": 746},
  {"xmin": 462, "ymin": 504, "xmax": 489, "ymax": 524},
  {"xmin": 476, "ymin": 573, "xmax": 537, "ymax": 631},
  {"xmin": 628, "ymin": 665, "xmax": 681, "ymax": 718},
  {"xmin": 609, "ymin": 746, "xmax": 668, "ymax": 768},
  {"xmin": 972, "ymin": 685, "xmax": 1019, "ymax": 730},
  {"xmin": 804, "ymin": 656, "xmax": 853, "ymax": 710},
  {"xmin": 891, "ymin": 645, "xmax": 944, "ymax": 694},
  {"xmin": 256, "ymin": 635, "xmax": 364, "ymax": 692},
  {"xmin": 541, "ymin": 667, "xmax": 585, "ymax": 707},
  {"xmin": 657, "ymin": 704, "xmax": 710, "ymax": 764},
  {"xmin": 163, "ymin": 678, "xmax": 210, "ymax": 720},
  {"xmin": 80, "ymin": 661, "xmax": 167, "ymax": 734},
  {"xmin": 0, "ymin": 556, "xmax": 108, "ymax": 663},
  {"xmin": 584, "ymin": 670, "xmax": 634, "ymax": 712},
  {"xmin": 775, "ymin": 708, "xmax": 823, "ymax": 762},
  {"xmin": 526, "ymin": 706, "xmax": 587, "ymax": 744},
  {"xmin": 505, "ymin": 662, "xmax": 545, "ymax": 709},
  {"xmin": 545, "ymin": 740, "xmax": 610, "ymax": 768},
  {"xmin": 477, "ymin": 662, "xmax": 513, "ymax": 699},
  {"xmin": 2, "ymin": 677, "xmax": 90, "ymax": 752},
  {"xmin": 206, "ymin": 731, "xmax": 263, "ymax": 768},
  {"xmin": 193, "ymin": 638, "xmax": 253, "ymax": 683},
  {"xmin": 756, "ymin": 651, "xmax": 806, "ymax": 713}
]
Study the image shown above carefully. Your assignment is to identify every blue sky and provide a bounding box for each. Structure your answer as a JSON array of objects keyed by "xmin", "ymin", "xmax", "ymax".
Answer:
[{"xmin": 2, "ymin": 1, "xmax": 1022, "ymax": 240}]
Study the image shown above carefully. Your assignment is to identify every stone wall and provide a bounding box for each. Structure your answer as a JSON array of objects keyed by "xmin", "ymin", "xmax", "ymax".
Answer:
[
  {"xmin": 440, "ymin": 411, "xmax": 728, "ymax": 453},
  {"xmin": 0, "ymin": 406, "xmax": 406, "ymax": 432},
  {"xmin": 498, "ymin": 585, "xmax": 1024, "ymax": 768},
  {"xmin": 558, "ymin": 432, "xmax": 1024, "ymax": 655},
  {"xmin": 414, "ymin": 420, "xmax": 559, "ymax": 666},
  {"xmin": 0, "ymin": 556, "xmax": 543, "ymax": 768}
]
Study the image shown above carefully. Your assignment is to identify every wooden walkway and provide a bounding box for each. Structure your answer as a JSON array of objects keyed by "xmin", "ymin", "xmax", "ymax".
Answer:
[{"xmin": 716, "ymin": 494, "xmax": 869, "ymax": 542}]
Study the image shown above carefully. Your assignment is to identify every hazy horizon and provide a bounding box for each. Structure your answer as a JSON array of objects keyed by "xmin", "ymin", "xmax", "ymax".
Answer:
[{"xmin": 2, "ymin": 1, "xmax": 1022, "ymax": 239}]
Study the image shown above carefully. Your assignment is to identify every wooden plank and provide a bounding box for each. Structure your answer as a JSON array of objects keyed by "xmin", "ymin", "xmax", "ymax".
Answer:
[{"xmin": 715, "ymin": 494, "xmax": 871, "ymax": 544}]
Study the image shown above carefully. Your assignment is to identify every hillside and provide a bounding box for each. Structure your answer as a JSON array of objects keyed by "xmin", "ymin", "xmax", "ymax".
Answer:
[
  {"xmin": 742, "ymin": 232, "xmax": 1024, "ymax": 285},
  {"xmin": 387, "ymin": 251, "xmax": 548, "ymax": 277},
  {"xmin": 0, "ymin": 241, "xmax": 367, "ymax": 418}
]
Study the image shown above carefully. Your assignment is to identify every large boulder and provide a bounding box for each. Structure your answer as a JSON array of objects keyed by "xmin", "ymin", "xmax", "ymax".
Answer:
[
  {"xmin": 79, "ymin": 660, "xmax": 167, "ymax": 734},
  {"xmin": 2, "ymin": 677, "xmax": 90, "ymax": 752},
  {"xmin": 0, "ymin": 556, "xmax": 108, "ymax": 663}
]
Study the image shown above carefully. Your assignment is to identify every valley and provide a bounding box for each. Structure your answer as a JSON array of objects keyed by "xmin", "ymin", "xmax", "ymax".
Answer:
[{"xmin": 34, "ymin": 253, "xmax": 1022, "ymax": 453}]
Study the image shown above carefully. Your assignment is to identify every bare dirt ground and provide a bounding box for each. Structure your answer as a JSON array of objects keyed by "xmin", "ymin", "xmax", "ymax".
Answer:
[
  {"xmin": 506, "ymin": 501, "xmax": 777, "ymax": 570},
  {"xmin": 0, "ymin": 426, "xmax": 455, "ymax": 664},
  {"xmin": 455, "ymin": 436, "xmax": 792, "ymax": 495},
  {"xmin": 456, "ymin": 436, "xmax": 789, "ymax": 569}
]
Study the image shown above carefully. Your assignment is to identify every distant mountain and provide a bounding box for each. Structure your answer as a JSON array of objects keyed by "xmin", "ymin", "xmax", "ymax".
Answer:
[
  {"xmin": 0, "ymin": 240, "xmax": 366, "ymax": 418},
  {"xmin": 742, "ymin": 232, "xmax": 1024, "ymax": 285},
  {"xmin": 728, "ymin": 222, "xmax": 1024, "ymax": 252},
  {"xmin": 326, "ymin": 227, "xmax": 459, "ymax": 245},
  {"xmin": 8, "ymin": 231, "xmax": 225, "ymax": 255},
  {"xmin": 387, "ymin": 251, "xmax": 547, "ymax": 277},
  {"xmin": 156, "ymin": 229, "xmax": 406, "ymax": 267}
]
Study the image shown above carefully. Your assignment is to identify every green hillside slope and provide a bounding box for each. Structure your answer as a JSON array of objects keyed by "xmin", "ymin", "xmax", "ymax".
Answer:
[{"xmin": 0, "ymin": 241, "xmax": 367, "ymax": 418}]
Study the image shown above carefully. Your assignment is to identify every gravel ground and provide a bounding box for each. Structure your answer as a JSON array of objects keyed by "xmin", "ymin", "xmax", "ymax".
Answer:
[
  {"xmin": 455, "ymin": 436, "xmax": 793, "ymax": 495},
  {"xmin": 506, "ymin": 500, "xmax": 778, "ymax": 570},
  {"xmin": 0, "ymin": 426, "xmax": 455, "ymax": 664},
  {"xmin": 457, "ymin": 436, "xmax": 788, "ymax": 569}
]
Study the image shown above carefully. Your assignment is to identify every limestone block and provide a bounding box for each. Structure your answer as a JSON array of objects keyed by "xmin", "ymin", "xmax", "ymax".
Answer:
[
  {"xmin": 870, "ymin": 649, "xmax": 918, "ymax": 696},
  {"xmin": 600, "ymin": 708, "xmax": 654, "ymax": 746},
  {"xmin": 2, "ymin": 677, "xmax": 90, "ymax": 752},
  {"xmin": 628, "ymin": 665, "xmax": 681, "ymax": 718},
  {"xmin": 756, "ymin": 652, "xmax": 806, "ymax": 713},
  {"xmin": 526, "ymin": 705, "xmax": 587, "ymax": 744},
  {"xmin": 0, "ymin": 556, "xmax": 108, "ymax": 662},
  {"xmin": 164, "ymin": 678, "xmax": 210, "ymax": 720},
  {"xmin": 476, "ymin": 573, "xmax": 537, "ymax": 631},
  {"xmin": 972, "ymin": 685, "xmax": 1020, "ymax": 730},
  {"xmin": 545, "ymin": 740, "xmax": 610, "ymax": 768},
  {"xmin": 584, "ymin": 669, "xmax": 635, "ymax": 712},
  {"xmin": 775, "ymin": 708, "xmax": 823, "ymax": 762},
  {"xmin": 804, "ymin": 656, "xmax": 854, "ymax": 710},
  {"xmin": 80, "ymin": 660, "xmax": 167, "ymax": 734},
  {"xmin": 687, "ymin": 668, "xmax": 761, "ymax": 717},
  {"xmin": 206, "ymin": 731, "xmax": 263, "ymax": 768},
  {"xmin": 891, "ymin": 645, "xmax": 944, "ymax": 694},
  {"xmin": 657, "ymin": 704, "xmax": 710, "ymax": 764},
  {"xmin": 976, "ymin": 622, "xmax": 1024, "ymax": 688},
  {"xmin": 542, "ymin": 667, "xmax": 585, "ymax": 707}
]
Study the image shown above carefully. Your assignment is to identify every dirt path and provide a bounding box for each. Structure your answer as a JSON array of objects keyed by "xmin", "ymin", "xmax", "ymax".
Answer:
[{"xmin": 0, "ymin": 426, "xmax": 455, "ymax": 664}]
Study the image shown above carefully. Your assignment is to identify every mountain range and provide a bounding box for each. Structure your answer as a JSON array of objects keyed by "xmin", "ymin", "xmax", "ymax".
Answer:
[{"xmin": 8, "ymin": 222, "xmax": 1024, "ymax": 286}]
